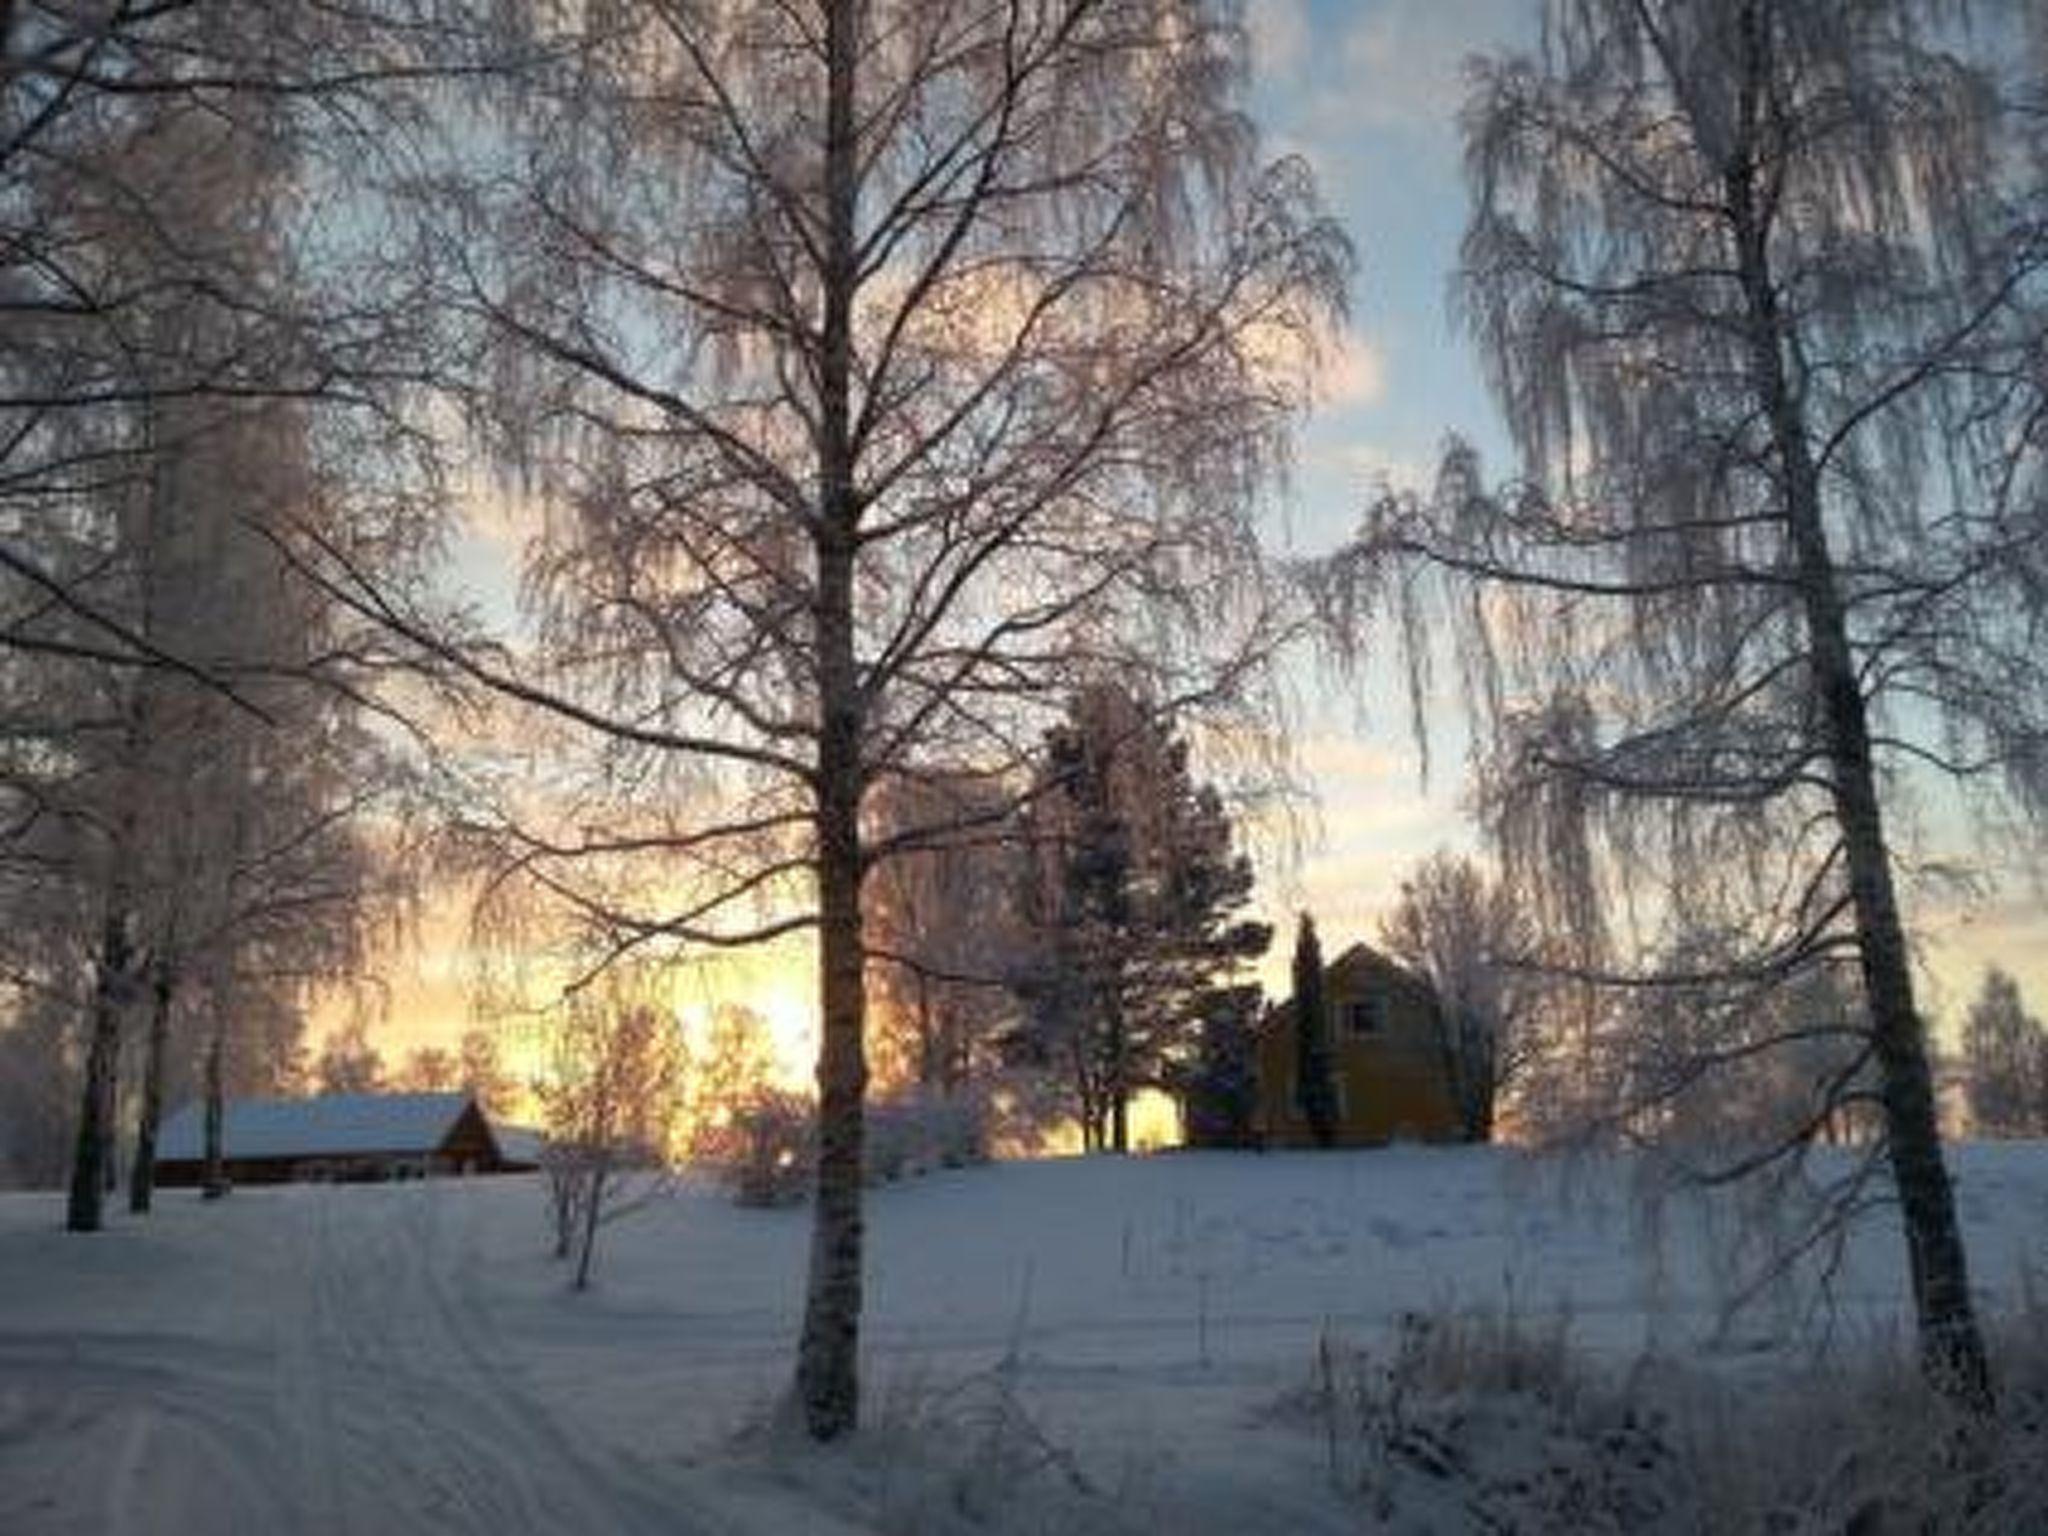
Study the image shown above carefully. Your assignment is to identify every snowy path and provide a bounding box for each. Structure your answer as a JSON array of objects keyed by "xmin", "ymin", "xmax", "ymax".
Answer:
[{"xmin": 0, "ymin": 1183, "xmax": 694, "ymax": 1535}]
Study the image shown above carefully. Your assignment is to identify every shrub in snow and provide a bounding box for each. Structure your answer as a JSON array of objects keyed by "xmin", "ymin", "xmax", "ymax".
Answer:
[
  {"xmin": 715, "ymin": 1085, "xmax": 989, "ymax": 1205},
  {"xmin": 1292, "ymin": 1300, "xmax": 2048, "ymax": 1534},
  {"xmin": 739, "ymin": 1362, "xmax": 1134, "ymax": 1536}
]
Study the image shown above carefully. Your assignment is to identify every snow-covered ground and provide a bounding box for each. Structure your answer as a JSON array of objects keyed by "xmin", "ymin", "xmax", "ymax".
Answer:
[{"xmin": 5, "ymin": 1145, "xmax": 2048, "ymax": 1534}]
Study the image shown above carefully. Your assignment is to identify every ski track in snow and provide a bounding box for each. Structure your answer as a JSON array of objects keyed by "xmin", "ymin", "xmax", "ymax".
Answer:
[{"xmin": 1, "ymin": 1183, "xmax": 693, "ymax": 1536}]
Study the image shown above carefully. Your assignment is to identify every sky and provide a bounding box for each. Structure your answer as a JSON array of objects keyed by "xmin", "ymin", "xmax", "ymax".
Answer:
[
  {"xmin": 350, "ymin": 0, "xmax": 2046, "ymax": 1082},
  {"xmin": 1231, "ymin": 0, "xmax": 1529, "ymax": 948}
]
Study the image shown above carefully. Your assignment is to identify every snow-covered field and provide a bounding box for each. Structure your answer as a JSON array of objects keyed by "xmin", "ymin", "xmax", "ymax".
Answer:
[{"xmin": 5, "ymin": 1145, "xmax": 2048, "ymax": 1534}]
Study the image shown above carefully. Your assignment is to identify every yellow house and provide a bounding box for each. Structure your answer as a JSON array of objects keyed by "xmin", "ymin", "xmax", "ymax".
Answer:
[{"xmin": 1254, "ymin": 942, "xmax": 1464, "ymax": 1147}]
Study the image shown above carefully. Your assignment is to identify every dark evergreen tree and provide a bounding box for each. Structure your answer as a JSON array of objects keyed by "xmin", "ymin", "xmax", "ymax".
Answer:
[
  {"xmin": 1292, "ymin": 914, "xmax": 1338, "ymax": 1148},
  {"xmin": 1179, "ymin": 984, "xmax": 1261, "ymax": 1149},
  {"xmin": 1010, "ymin": 685, "xmax": 1269, "ymax": 1150}
]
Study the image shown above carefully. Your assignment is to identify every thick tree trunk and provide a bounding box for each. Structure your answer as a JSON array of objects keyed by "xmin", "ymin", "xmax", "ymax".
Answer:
[
  {"xmin": 67, "ymin": 909, "xmax": 134, "ymax": 1232},
  {"xmin": 128, "ymin": 967, "xmax": 175, "ymax": 1214},
  {"xmin": 1789, "ymin": 532, "xmax": 1993, "ymax": 1403},
  {"xmin": 942, "ymin": 1000, "xmax": 968, "ymax": 1095},
  {"xmin": 1465, "ymin": 1028, "xmax": 1498, "ymax": 1144},
  {"xmin": 797, "ymin": 790, "xmax": 868, "ymax": 1437},
  {"xmin": 794, "ymin": 0, "xmax": 867, "ymax": 1443},
  {"xmin": 1728, "ymin": 118, "xmax": 1993, "ymax": 1408},
  {"xmin": 201, "ymin": 1023, "xmax": 228, "ymax": 1199}
]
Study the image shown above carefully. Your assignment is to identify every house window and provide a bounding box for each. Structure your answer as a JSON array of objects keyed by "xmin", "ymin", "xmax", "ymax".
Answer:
[{"xmin": 1343, "ymin": 997, "xmax": 1383, "ymax": 1036}]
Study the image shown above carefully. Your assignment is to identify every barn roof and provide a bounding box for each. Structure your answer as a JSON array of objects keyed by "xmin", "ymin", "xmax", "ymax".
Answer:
[{"xmin": 156, "ymin": 1092, "xmax": 491, "ymax": 1162}]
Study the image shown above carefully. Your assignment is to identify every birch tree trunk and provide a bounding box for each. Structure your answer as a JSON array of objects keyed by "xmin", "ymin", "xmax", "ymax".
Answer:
[
  {"xmin": 1728, "ymin": 146, "xmax": 1992, "ymax": 1405},
  {"xmin": 127, "ymin": 966, "xmax": 175, "ymax": 1214},
  {"xmin": 202, "ymin": 1022, "xmax": 227, "ymax": 1199},
  {"xmin": 793, "ymin": 0, "xmax": 867, "ymax": 1441},
  {"xmin": 67, "ymin": 908, "xmax": 134, "ymax": 1231}
]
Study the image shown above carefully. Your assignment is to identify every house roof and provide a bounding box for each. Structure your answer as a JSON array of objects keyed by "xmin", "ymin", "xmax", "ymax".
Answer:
[
  {"xmin": 1262, "ymin": 941, "xmax": 1438, "ymax": 1033},
  {"xmin": 155, "ymin": 1092, "xmax": 494, "ymax": 1163}
]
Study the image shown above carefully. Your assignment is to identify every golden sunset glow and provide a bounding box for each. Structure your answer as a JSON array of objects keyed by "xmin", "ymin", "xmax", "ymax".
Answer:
[
  {"xmin": 327, "ymin": 720, "xmax": 2045, "ymax": 1105},
  {"xmin": 322, "ymin": 896, "xmax": 823, "ymax": 1098}
]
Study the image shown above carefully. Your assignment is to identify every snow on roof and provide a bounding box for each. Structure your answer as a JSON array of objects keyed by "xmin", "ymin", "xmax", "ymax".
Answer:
[{"xmin": 156, "ymin": 1092, "xmax": 488, "ymax": 1162}]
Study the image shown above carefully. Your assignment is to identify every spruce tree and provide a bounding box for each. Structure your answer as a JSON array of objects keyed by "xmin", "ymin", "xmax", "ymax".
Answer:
[
  {"xmin": 1291, "ymin": 914, "xmax": 1338, "ymax": 1148},
  {"xmin": 1012, "ymin": 685, "xmax": 1269, "ymax": 1149}
]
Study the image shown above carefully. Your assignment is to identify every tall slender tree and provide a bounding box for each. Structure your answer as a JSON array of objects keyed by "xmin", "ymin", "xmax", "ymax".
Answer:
[
  {"xmin": 361, "ymin": 0, "xmax": 1347, "ymax": 1438},
  {"xmin": 1331, "ymin": 0, "xmax": 2047, "ymax": 1406},
  {"xmin": 48, "ymin": 102, "xmax": 279, "ymax": 1231},
  {"xmin": 0, "ymin": 3, "xmax": 448, "ymax": 1221},
  {"xmin": 1290, "ymin": 912, "xmax": 1337, "ymax": 1148}
]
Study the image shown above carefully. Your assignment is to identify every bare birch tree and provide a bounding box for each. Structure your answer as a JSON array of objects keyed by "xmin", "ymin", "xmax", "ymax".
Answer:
[
  {"xmin": 359, "ymin": 0, "xmax": 1345, "ymax": 1438},
  {"xmin": 399, "ymin": 1045, "xmax": 461, "ymax": 1091},
  {"xmin": 536, "ymin": 979, "xmax": 683, "ymax": 1290},
  {"xmin": 1380, "ymin": 850, "xmax": 1535, "ymax": 1143},
  {"xmin": 0, "ymin": 0, "xmax": 465, "ymax": 1222},
  {"xmin": 56, "ymin": 153, "xmax": 408, "ymax": 1223},
  {"xmin": 1326, "ymin": 0, "xmax": 2046, "ymax": 1407}
]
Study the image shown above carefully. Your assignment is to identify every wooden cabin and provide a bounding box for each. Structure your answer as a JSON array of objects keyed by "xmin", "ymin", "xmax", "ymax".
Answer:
[
  {"xmin": 154, "ymin": 1092, "xmax": 540, "ymax": 1187},
  {"xmin": 1254, "ymin": 942, "xmax": 1463, "ymax": 1147}
]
